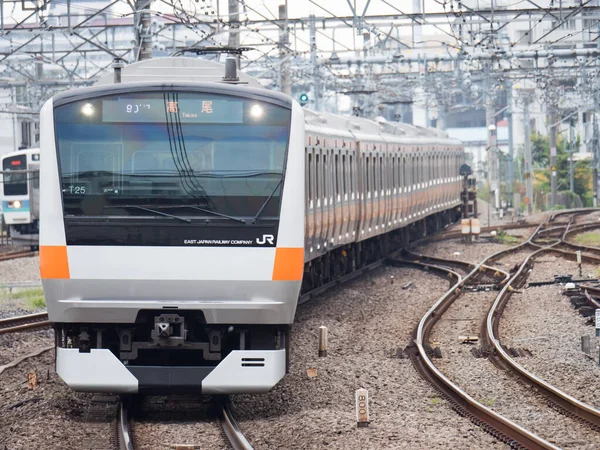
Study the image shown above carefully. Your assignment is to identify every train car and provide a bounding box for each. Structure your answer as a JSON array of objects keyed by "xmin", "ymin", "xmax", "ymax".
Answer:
[
  {"xmin": 1, "ymin": 148, "xmax": 40, "ymax": 249},
  {"xmin": 39, "ymin": 58, "xmax": 463, "ymax": 395}
]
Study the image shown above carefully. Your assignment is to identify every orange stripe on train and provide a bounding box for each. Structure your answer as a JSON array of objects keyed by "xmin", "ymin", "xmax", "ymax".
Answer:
[
  {"xmin": 272, "ymin": 247, "xmax": 304, "ymax": 281},
  {"xmin": 40, "ymin": 246, "xmax": 70, "ymax": 279}
]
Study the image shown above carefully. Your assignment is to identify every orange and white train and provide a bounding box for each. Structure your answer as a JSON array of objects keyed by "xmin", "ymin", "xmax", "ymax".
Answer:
[{"xmin": 39, "ymin": 58, "xmax": 464, "ymax": 394}]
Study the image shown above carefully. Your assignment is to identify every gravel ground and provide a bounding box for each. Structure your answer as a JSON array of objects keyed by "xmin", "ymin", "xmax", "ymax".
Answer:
[
  {"xmin": 429, "ymin": 288, "xmax": 600, "ymax": 448},
  {"xmin": 526, "ymin": 254, "xmax": 598, "ymax": 283},
  {"xmin": 132, "ymin": 396, "xmax": 227, "ymax": 449},
  {"xmin": 0, "ymin": 351, "xmax": 115, "ymax": 450},
  {"xmin": 574, "ymin": 210, "xmax": 600, "ymax": 225},
  {"xmin": 501, "ymin": 259, "xmax": 600, "ymax": 410},
  {"xmin": 231, "ymin": 266, "xmax": 506, "ymax": 449},
  {"xmin": 0, "ymin": 329, "xmax": 53, "ymax": 367},
  {"xmin": 488, "ymin": 247, "xmax": 536, "ymax": 269},
  {"xmin": 0, "ymin": 255, "xmax": 40, "ymax": 283},
  {"xmin": 414, "ymin": 239, "xmax": 515, "ymax": 265}
]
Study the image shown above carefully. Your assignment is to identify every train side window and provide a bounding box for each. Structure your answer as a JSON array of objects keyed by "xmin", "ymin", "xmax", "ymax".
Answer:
[
  {"xmin": 308, "ymin": 152, "xmax": 313, "ymax": 203},
  {"xmin": 401, "ymin": 156, "xmax": 405, "ymax": 189},
  {"xmin": 372, "ymin": 155, "xmax": 376, "ymax": 194},
  {"xmin": 342, "ymin": 154, "xmax": 347, "ymax": 196},
  {"xmin": 349, "ymin": 154, "xmax": 354, "ymax": 195},
  {"xmin": 335, "ymin": 153, "xmax": 340, "ymax": 197},
  {"xmin": 379, "ymin": 156, "xmax": 383, "ymax": 194},
  {"xmin": 366, "ymin": 155, "xmax": 370, "ymax": 193},
  {"xmin": 316, "ymin": 153, "xmax": 321, "ymax": 200},
  {"xmin": 323, "ymin": 153, "xmax": 328, "ymax": 201}
]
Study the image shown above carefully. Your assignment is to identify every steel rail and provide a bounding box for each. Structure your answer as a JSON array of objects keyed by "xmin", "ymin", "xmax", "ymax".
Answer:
[
  {"xmin": 0, "ymin": 249, "xmax": 37, "ymax": 262},
  {"xmin": 218, "ymin": 398, "xmax": 253, "ymax": 450},
  {"xmin": 0, "ymin": 312, "xmax": 50, "ymax": 334},
  {"xmin": 486, "ymin": 213, "xmax": 600, "ymax": 432},
  {"xmin": 409, "ymin": 222, "xmax": 558, "ymax": 449},
  {"xmin": 116, "ymin": 400, "xmax": 134, "ymax": 450}
]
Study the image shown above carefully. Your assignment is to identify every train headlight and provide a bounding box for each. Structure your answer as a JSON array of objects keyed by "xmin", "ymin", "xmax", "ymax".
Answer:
[
  {"xmin": 81, "ymin": 103, "xmax": 95, "ymax": 117},
  {"xmin": 10, "ymin": 200, "xmax": 22, "ymax": 209},
  {"xmin": 250, "ymin": 104, "xmax": 264, "ymax": 120}
]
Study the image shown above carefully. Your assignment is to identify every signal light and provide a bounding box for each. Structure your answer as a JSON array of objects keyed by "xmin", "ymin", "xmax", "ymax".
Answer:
[{"xmin": 299, "ymin": 93, "xmax": 309, "ymax": 105}]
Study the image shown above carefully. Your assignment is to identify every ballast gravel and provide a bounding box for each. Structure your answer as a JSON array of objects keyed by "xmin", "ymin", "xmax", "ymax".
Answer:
[
  {"xmin": 132, "ymin": 396, "xmax": 228, "ymax": 449},
  {"xmin": 414, "ymin": 238, "xmax": 516, "ymax": 265},
  {"xmin": 429, "ymin": 259, "xmax": 600, "ymax": 448},
  {"xmin": 501, "ymin": 259, "xmax": 600, "ymax": 410},
  {"xmin": 0, "ymin": 255, "xmax": 41, "ymax": 283},
  {"xmin": 0, "ymin": 351, "xmax": 113, "ymax": 450},
  {"xmin": 231, "ymin": 266, "xmax": 506, "ymax": 449}
]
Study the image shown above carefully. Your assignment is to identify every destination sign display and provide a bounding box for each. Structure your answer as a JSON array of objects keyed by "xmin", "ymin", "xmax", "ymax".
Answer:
[{"xmin": 101, "ymin": 98, "xmax": 244, "ymax": 124}]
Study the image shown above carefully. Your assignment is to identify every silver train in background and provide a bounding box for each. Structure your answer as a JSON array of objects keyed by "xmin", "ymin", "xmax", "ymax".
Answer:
[
  {"xmin": 39, "ymin": 58, "xmax": 464, "ymax": 395},
  {"xmin": 1, "ymin": 148, "xmax": 40, "ymax": 249}
]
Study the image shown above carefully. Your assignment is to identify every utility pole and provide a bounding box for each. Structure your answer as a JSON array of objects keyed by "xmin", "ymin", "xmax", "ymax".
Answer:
[
  {"xmin": 310, "ymin": 14, "xmax": 320, "ymax": 111},
  {"xmin": 486, "ymin": 95, "xmax": 499, "ymax": 210},
  {"xmin": 278, "ymin": 3, "xmax": 291, "ymax": 96},
  {"xmin": 594, "ymin": 105, "xmax": 600, "ymax": 206},
  {"xmin": 507, "ymin": 85, "xmax": 514, "ymax": 206},
  {"xmin": 228, "ymin": 0, "xmax": 240, "ymax": 67},
  {"xmin": 549, "ymin": 111, "xmax": 557, "ymax": 208},
  {"xmin": 134, "ymin": 0, "xmax": 152, "ymax": 61},
  {"xmin": 523, "ymin": 95, "xmax": 533, "ymax": 215},
  {"xmin": 569, "ymin": 118, "xmax": 575, "ymax": 193}
]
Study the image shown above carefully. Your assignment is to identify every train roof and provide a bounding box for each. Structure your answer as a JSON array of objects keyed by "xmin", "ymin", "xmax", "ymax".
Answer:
[
  {"xmin": 2, "ymin": 148, "xmax": 40, "ymax": 160},
  {"xmin": 95, "ymin": 57, "xmax": 263, "ymax": 88},
  {"xmin": 304, "ymin": 109, "xmax": 462, "ymax": 146}
]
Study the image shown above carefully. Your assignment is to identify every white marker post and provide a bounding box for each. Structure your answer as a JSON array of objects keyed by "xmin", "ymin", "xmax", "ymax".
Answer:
[
  {"xmin": 355, "ymin": 388, "xmax": 370, "ymax": 427},
  {"xmin": 596, "ymin": 309, "xmax": 600, "ymax": 338},
  {"xmin": 318, "ymin": 326, "xmax": 327, "ymax": 357}
]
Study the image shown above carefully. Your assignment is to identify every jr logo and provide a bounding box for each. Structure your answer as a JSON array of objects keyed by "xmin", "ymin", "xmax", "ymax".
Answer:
[{"xmin": 256, "ymin": 234, "xmax": 275, "ymax": 245}]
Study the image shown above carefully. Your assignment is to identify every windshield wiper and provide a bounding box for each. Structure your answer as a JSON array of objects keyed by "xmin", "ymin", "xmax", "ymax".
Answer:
[
  {"xmin": 252, "ymin": 179, "xmax": 283, "ymax": 224},
  {"xmin": 191, "ymin": 170, "xmax": 283, "ymax": 179},
  {"xmin": 159, "ymin": 205, "xmax": 246, "ymax": 224},
  {"xmin": 104, "ymin": 205, "xmax": 191, "ymax": 223}
]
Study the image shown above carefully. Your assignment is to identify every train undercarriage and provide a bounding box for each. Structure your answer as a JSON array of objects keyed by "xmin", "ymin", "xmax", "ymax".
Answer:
[{"xmin": 301, "ymin": 207, "xmax": 461, "ymax": 293}]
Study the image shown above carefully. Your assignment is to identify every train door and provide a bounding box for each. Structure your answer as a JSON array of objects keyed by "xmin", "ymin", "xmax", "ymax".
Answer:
[
  {"xmin": 401, "ymin": 152, "xmax": 407, "ymax": 223},
  {"xmin": 357, "ymin": 146, "xmax": 366, "ymax": 239},
  {"xmin": 323, "ymin": 147, "xmax": 332, "ymax": 252},
  {"xmin": 391, "ymin": 148, "xmax": 398, "ymax": 228},
  {"xmin": 305, "ymin": 145, "xmax": 314, "ymax": 259},
  {"xmin": 315, "ymin": 149, "xmax": 324, "ymax": 255},
  {"xmin": 427, "ymin": 150, "xmax": 433, "ymax": 213},
  {"xmin": 339, "ymin": 147, "xmax": 350, "ymax": 246},
  {"xmin": 333, "ymin": 148, "xmax": 341, "ymax": 248},
  {"xmin": 348, "ymin": 146, "xmax": 358, "ymax": 242},
  {"xmin": 374, "ymin": 150, "xmax": 382, "ymax": 236}
]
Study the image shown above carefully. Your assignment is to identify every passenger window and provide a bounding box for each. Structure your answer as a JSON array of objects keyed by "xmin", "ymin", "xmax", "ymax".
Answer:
[
  {"xmin": 308, "ymin": 152, "xmax": 313, "ymax": 201},
  {"xmin": 316, "ymin": 154, "xmax": 320, "ymax": 199},
  {"xmin": 335, "ymin": 154, "xmax": 339, "ymax": 196},
  {"xmin": 379, "ymin": 156, "xmax": 383, "ymax": 192},
  {"xmin": 349, "ymin": 154, "xmax": 353, "ymax": 194},
  {"xmin": 366, "ymin": 155, "xmax": 370, "ymax": 192},
  {"xmin": 342, "ymin": 154, "xmax": 347, "ymax": 195},
  {"xmin": 323, "ymin": 153, "xmax": 328, "ymax": 199}
]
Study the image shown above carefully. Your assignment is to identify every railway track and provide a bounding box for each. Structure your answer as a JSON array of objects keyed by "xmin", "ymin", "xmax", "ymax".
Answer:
[
  {"xmin": 400, "ymin": 209, "xmax": 600, "ymax": 449},
  {"xmin": 0, "ymin": 311, "xmax": 50, "ymax": 334},
  {"xmin": 0, "ymin": 249, "xmax": 37, "ymax": 262},
  {"xmin": 116, "ymin": 396, "xmax": 252, "ymax": 450}
]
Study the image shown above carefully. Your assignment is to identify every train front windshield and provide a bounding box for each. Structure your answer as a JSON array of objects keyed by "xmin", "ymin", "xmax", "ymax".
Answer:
[
  {"xmin": 3, "ymin": 154, "xmax": 27, "ymax": 196},
  {"xmin": 54, "ymin": 92, "xmax": 292, "ymax": 219}
]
